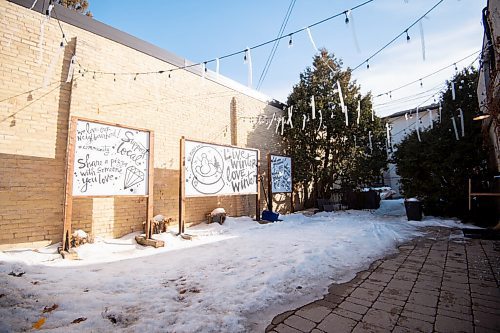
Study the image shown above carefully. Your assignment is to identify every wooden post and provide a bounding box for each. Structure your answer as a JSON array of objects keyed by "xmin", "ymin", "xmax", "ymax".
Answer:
[
  {"xmin": 468, "ymin": 178, "xmax": 471, "ymax": 211},
  {"xmin": 62, "ymin": 117, "xmax": 78, "ymax": 252},
  {"xmin": 256, "ymin": 150, "xmax": 261, "ymax": 221},
  {"xmin": 179, "ymin": 136, "xmax": 186, "ymax": 234},
  {"xmin": 267, "ymin": 153, "xmax": 272, "ymax": 211},
  {"xmin": 146, "ymin": 131, "xmax": 154, "ymax": 239}
]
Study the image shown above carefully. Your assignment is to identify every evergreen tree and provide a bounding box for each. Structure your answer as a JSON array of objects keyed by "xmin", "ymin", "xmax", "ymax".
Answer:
[
  {"xmin": 56, "ymin": 0, "xmax": 92, "ymax": 17},
  {"xmin": 392, "ymin": 68, "xmax": 488, "ymax": 218},
  {"xmin": 282, "ymin": 49, "xmax": 387, "ymax": 206}
]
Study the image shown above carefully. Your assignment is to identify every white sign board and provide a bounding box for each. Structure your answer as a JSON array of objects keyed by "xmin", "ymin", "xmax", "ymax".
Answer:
[
  {"xmin": 185, "ymin": 140, "xmax": 258, "ymax": 196},
  {"xmin": 270, "ymin": 155, "xmax": 292, "ymax": 193},
  {"xmin": 72, "ymin": 120, "xmax": 150, "ymax": 196}
]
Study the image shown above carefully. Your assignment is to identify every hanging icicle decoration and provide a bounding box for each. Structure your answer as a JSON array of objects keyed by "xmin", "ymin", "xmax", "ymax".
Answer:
[
  {"xmin": 371, "ymin": 108, "xmax": 374, "ymax": 122},
  {"xmin": 335, "ymin": 81, "xmax": 348, "ymax": 126},
  {"xmin": 266, "ymin": 112, "xmax": 276, "ymax": 130},
  {"xmin": 438, "ymin": 101, "xmax": 442, "ymax": 123},
  {"xmin": 302, "ymin": 114, "xmax": 307, "ymax": 130},
  {"xmin": 281, "ymin": 116, "xmax": 285, "ymax": 135},
  {"xmin": 37, "ymin": 3, "xmax": 54, "ymax": 65},
  {"xmin": 346, "ymin": 10, "xmax": 361, "ymax": 53},
  {"xmin": 65, "ymin": 55, "xmax": 77, "ymax": 83},
  {"xmin": 354, "ymin": 135, "xmax": 357, "ymax": 148},
  {"xmin": 310, "ymin": 95, "xmax": 316, "ymax": 120},
  {"xmin": 245, "ymin": 48, "xmax": 253, "ymax": 88},
  {"xmin": 317, "ymin": 110, "xmax": 323, "ymax": 132},
  {"xmin": 30, "ymin": 0, "xmax": 38, "ymax": 9},
  {"xmin": 429, "ymin": 109, "xmax": 434, "ymax": 129},
  {"xmin": 385, "ymin": 123, "xmax": 392, "ymax": 150},
  {"xmin": 306, "ymin": 27, "xmax": 319, "ymax": 53},
  {"xmin": 286, "ymin": 105, "xmax": 294, "ymax": 128},
  {"xmin": 451, "ymin": 82, "xmax": 456, "ymax": 100},
  {"xmin": 451, "ymin": 117, "xmax": 459, "ymax": 140},
  {"xmin": 368, "ymin": 130, "xmax": 373, "ymax": 154},
  {"xmin": 419, "ymin": 20, "xmax": 426, "ymax": 61},
  {"xmin": 405, "ymin": 112, "xmax": 409, "ymax": 128},
  {"xmin": 201, "ymin": 62, "xmax": 206, "ymax": 84},
  {"xmin": 215, "ymin": 58, "xmax": 220, "ymax": 79},
  {"xmin": 458, "ymin": 108, "xmax": 465, "ymax": 137},
  {"xmin": 43, "ymin": 39, "xmax": 64, "ymax": 87},
  {"xmin": 415, "ymin": 107, "xmax": 421, "ymax": 142},
  {"xmin": 356, "ymin": 99, "xmax": 361, "ymax": 125}
]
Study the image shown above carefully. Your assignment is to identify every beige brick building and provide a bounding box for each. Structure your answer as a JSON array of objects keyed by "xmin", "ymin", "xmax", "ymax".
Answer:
[{"xmin": 0, "ymin": 0, "xmax": 289, "ymax": 249}]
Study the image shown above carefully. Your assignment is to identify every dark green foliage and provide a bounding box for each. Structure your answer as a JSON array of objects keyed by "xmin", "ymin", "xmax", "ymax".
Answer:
[
  {"xmin": 392, "ymin": 68, "xmax": 488, "ymax": 218},
  {"xmin": 56, "ymin": 0, "xmax": 92, "ymax": 17},
  {"xmin": 282, "ymin": 50, "xmax": 387, "ymax": 205}
]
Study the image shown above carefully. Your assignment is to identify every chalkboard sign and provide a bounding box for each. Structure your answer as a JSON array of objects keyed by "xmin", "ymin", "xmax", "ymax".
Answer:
[
  {"xmin": 185, "ymin": 140, "xmax": 258, "ymax": 196},
  {"xmin": 72, "ymin": 120, "xmax": 150, "ymax": 196},
  {"xmin": 270, "ymin": 155, "xmax": 292, "ymax": 193}
]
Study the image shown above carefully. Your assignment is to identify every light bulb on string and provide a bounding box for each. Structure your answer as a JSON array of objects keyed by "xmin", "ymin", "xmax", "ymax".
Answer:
[
  {"xmin": 420, "ymin": 79, "xmax": 423, "ymax": 87},
  {"xmin": 405, "ymin": 30, "xmax": 410, "ymax": 42},
  {"xmin": 113, "ymin": 74, "xmax": 116, "ymax": 82},
  {"xmin": 288, "ymin": 34, "xmax": 293, "ymax": 47},
  {"xmin": 93, "ymin": 72, "xmax": 95, "ymax": 79},
  {"xmin": 204, "ymin": 62, "xmax": 208, "ymax": 72},
  {"xmin": 243, "ymin": 51, "xmax": 247, "ymax": 64},
  {"xmin": 454, "ymin": 63, "xmax": 458, "ymax": 71},
  {"xmin": 389, "ymin": 91, "xmax": 392, "ymax": 99},
  {"xmin": 134, "ymin": 73, "xmax": 138, "ymax": 81},
  {"xmin": 344, "ymin": 11, "xmax": 349, "ymax": 24},
  {"xmin": 366, "ymin": 60, "xmax": 370, "ymax": 69}
]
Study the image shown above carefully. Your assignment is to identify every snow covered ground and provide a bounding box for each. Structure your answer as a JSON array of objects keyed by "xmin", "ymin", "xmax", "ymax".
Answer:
[{"xmin": 0, "ymin": 209, "xmax": 473, "ymax": 332}]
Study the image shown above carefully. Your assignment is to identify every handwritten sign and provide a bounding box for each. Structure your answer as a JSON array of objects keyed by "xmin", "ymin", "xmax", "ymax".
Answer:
[
  {"xmin": 270, "ymin": 155, "xmax": 292, "ymax": 193},
  {"xmin": 185, "ymin": 140, "xmax": 258, "ymax": 196},
  {"xmin": 72, "ymin": 120, "xmax": 150, "ymax": 196}
]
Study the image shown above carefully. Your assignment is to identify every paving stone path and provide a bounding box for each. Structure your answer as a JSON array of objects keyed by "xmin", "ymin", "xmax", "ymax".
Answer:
[{"xmin": 267, "ymin": 227, "xmax": 500, "ymax": 333}]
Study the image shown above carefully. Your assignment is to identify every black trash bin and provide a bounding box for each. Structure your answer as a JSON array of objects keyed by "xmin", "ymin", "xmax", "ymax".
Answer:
[{"xmin": 405, "ymin": 199, "xmax": 422, "ymax": 221}]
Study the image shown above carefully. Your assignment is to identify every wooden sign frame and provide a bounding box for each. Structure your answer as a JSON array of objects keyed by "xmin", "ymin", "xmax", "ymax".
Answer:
[
  {"xmin": 179, "ymin": 137, "xmax": 260, "ymax": 234},
  {"xmin": 267, "ymin": 153, "xmax": 294, "ymax": 213},
  {"xmin": 62, "ymin": 117, "xmax": 154, "ymax": 251}
]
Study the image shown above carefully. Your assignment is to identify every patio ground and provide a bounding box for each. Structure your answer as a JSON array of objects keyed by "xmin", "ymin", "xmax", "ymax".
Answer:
[{"xmin": 267, "ymin": 227, "xmax": 500, "ymax": 333}]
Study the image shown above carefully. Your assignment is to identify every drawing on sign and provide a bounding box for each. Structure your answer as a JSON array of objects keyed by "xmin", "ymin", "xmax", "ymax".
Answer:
[
  {"xmin": 271, "ymin": 155, "xmax": 292, "ymax": 193},
  {"xmin": 190, "ymin": 145, "xmax": 225, "ymax": 194},
  {"xmin": 124, "ymin": 165, "xmax": 145, "ymax": 190},
  {"xmin": 73, "ymin": 120, "xmax": 149, "ymax": 196},
  {"xmin": 185, "ymin": 140, "xmax": 258, "ymax": 196}
]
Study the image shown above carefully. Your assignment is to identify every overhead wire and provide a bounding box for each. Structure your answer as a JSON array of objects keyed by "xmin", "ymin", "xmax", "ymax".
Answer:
[{"xmin": 256, "ymin": 0, "xmax": 296, "ymax": 90}]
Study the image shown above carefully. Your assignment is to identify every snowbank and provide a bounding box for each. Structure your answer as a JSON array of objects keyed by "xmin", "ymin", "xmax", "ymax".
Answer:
[{"xmin": 0, "ymin": 211, "xmax": 473, "ymax": 332}]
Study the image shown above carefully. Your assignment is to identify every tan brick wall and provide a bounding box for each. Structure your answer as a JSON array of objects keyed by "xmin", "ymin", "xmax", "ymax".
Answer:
[{"xmin": 0, "ymin": 1, "xmax": 287, "ymax": 249}]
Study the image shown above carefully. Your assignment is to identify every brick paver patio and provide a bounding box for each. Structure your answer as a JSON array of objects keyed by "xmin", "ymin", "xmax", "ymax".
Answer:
[{"xmin": 267, "ymin": 227, "xmax": 500, "ymax": 333}]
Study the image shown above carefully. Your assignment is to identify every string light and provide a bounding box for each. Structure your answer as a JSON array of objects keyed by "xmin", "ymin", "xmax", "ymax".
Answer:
[
  {"xmin": 288, "ymin": 34, "xmax": 293, "ymax": 47},
  {"xmin": 405, "ymin": 30, "xmax": 410, "ymax": 42},
  {"xmin": 344, "ymin": 11, "xmax": 350, "ymax": 24},
  {"xmin": 420, "ymin": 79, "xmax": 423, "ymax": 87},
  {"xmin": 366, "ymin": 60, "xmax": 370, "ymax": 69}
]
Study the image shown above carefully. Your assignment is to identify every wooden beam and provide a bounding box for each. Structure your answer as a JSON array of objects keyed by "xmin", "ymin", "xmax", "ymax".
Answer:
[
  {"xmin": 62, "ymin": 117, "xmax": 77, "ymax": 252},
  {"xmin": 179, "ymin": 136, "xmax": 186, "ymax": 234},
  {"xmin": 146, "ymin": 131, "xmax": 155, "ymax": 239}
]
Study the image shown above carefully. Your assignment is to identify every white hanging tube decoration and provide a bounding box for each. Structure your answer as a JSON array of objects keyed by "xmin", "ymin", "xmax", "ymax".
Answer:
[
  {"xmin": 356, "ymin": 100, "xmax": 361, "ymax": 125},
  {"xmin": 65, "ymin": 55, "xmax": 77, "ymax": 83},
  {"xmin": 311, "ymin": 95, "xmax": 316, "ymax": 120},
  {"xmin": 458, "ymin": 108, "xmax": 465, "ymax": 137},
  {"xmin": 371, "ymin": 108, "xmax": 374, "ymax": 122},
  {"xmin": 215, "ymin": 58, "xmax": 220, "ymax": 79},
  {"xmin": 266, "ymin": 112, "xmax": 276, "ymax": 129},
  {"xmin": 306, "ymin": 27, "xmax": 319, "ymax": 52},
  {"xmin": 451, "ymin": 82, "xmax": 456, "ymax": 100},
  {"xmin": 275, "ymin": 117, "xmax": 283, "ymax": 134},
  {"xmin": 347, "ymin": 10, "xmax": 361, "ymax": 53},
  {"xmin": 30, "ymin": 0, "xmax": 38, "ymax": 9},
  {"xmin": 386, "ymin": 123, "xmax": 391, "ymax": 149},
  {"xmin": 368, "ymin": 130, "xmax": 373, "ymax": 153},
  {"xmin": 281, "ymin": 116, "xmax": 285, "ymax": 135},
  {"xmin": 245, "ymin": 48, "xmax": 253, "ymax": 88},
  {"xmin": 37, "ymin": 4, "xmax": 54, "ymax": 65},
  {"xmin": 438, "ymin": 102, "xmax": 442, "ymax": 123},
  {"xmin": 201, "ymin": 63, "xmax": 206, "ymax": 83},
  {"xmin": 287, "ymin": 105, "xmax": 294, "ymax": 128},
  {"xmin": 302, "ymin": 114, "xmax": 307, "ymax": 130},
  {"xmin": 451, "ymin": 117, "xmax": 459, "ymax": 140},
  {"xmin": 43, "ymin": 40, "xmax": 64, "ymax": 87},
  {"xmin": 429, "ymin": 109, "xmax": 434, "ymax": 129},
  {"xmin": 415, "ymin": 107, "xmax": 421, "ymax": 142},
  {"xmin": 317, "ymin": 110, "xmax": 323, "ymax": 132},
  {"xmin": 419, "ymin": 20, "xmax": 426, "ymax": 61}
]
